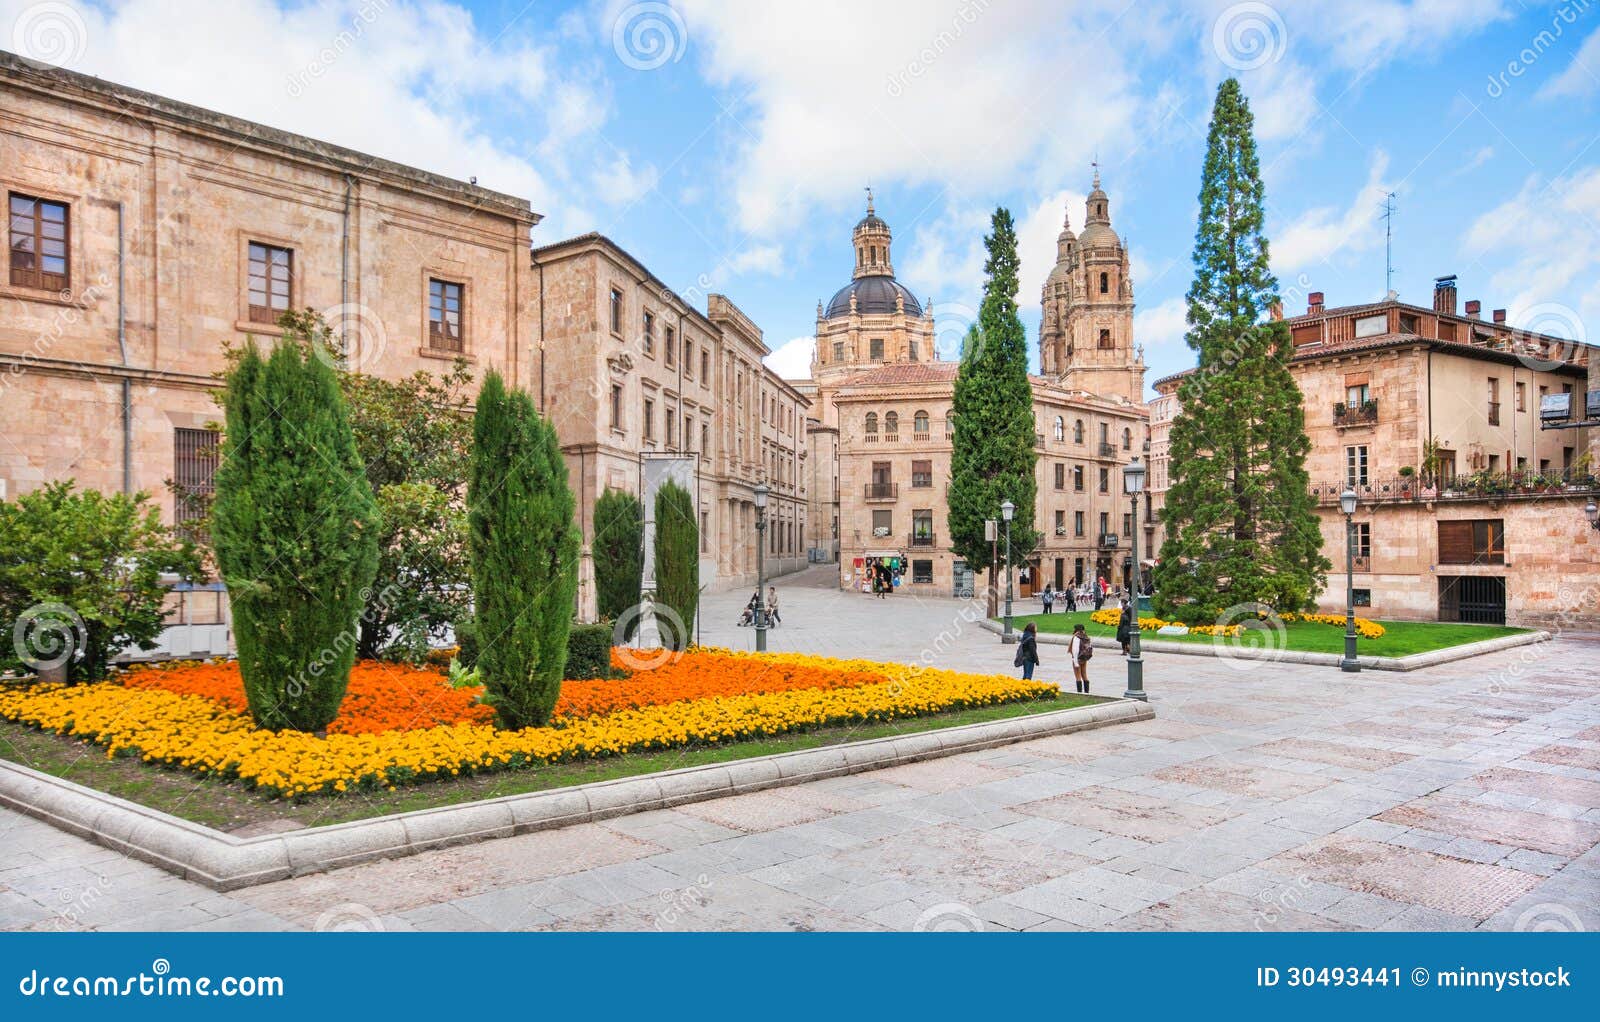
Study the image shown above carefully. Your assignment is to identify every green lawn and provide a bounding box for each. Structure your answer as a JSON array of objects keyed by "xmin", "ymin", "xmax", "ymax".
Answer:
[
  {"xmin": 0, "ymin": 694, "xmax": 1096, "ymax": 832},
  {"xmin": 1010, "ymin": 610, "xmax": 1529, "ymax": 657}
]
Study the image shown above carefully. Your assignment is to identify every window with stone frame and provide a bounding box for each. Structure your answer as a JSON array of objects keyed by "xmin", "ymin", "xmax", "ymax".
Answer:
[
  {"xmin": 911, "ymin": 460, "xmax": 932, "ymax": 488},
  {"xmin": 869, "ymin": 337, "xmax": 884, "ymax": 360},
  {"xmin": 427, "ymin": 278, "xmax": 465, "ymax": 352},
  {"xmin": 8, "ymin": 192, "xmax": 70, "ymax": 292},
  {"xmin": 642, "ymin": 398, "xmax": 654, "ymax": 441},
  {"xmin": 609, "ymin": 287, "xmax": 623, "ymax": 335},
  {"xmin": 248, "ymin": 242, "xmax": 293, "ymax": 325},
  {"xmin": 173, "ymin": 427, "xmax": 218, "ymax": 543}
]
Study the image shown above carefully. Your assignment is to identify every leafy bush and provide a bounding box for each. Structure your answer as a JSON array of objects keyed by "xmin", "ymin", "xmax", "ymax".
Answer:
[
  {"xmin": 652, "ymin": 481, "xmax": 699, "ymax": 651},
  {"xmin": 593, "ymin": 489, "xmax": 644, "ymax": 640},
  {"xmin": 0, "ymin": 482, "xmax": 198, "ymax": 681},
  {"xmin": 212, "ymin": 335, "xmax": 381, "ymax": 731},
  {"xmin": 467, "ymin": 371, "xmax": 579, "ymax": 729},
  {"xmin": 564, "ymin": 622, "xmax": 616, "ymax": 680}
]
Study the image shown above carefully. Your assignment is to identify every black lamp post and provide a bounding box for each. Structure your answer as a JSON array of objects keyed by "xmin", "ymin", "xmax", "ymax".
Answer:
[
  {"xmin": 1001, "ymin": 499, "xmax": 1016, "ymax": 641},
  {"xmin": 1587, "ymin": 499, "xmax": 1599, "ymax": 531},
  {"xmin": 1339, "ymin": 487, "xmax": 1360, "ymax": 673},
  {"xmin": 754, "ymin": 483, "xmax": 769, "ymax": 653},
  {"xmin": 1122, "ymin": 457, "xmax": 1147, "ymax": 701}
]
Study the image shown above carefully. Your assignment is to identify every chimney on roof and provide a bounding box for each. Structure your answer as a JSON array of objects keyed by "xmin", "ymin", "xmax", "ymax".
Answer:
[
  {"xmin": 1433, "ymin": 275, "xmax": 1458, "ymax": 315},
  {"xmin": 1308, "ymin": 291, "xmax": 1324, "ymax": 314},
  {"xmin": 1493, "ymin": 308, "xmax": 1506, "ymax": 324},
  {"xmin": 1465, "ymin": 299, "xmax": 1481, "ymax": 318},
  {"xmin": 1270, "ymin": 300, "xmax": 1284, "ymax": 321}
]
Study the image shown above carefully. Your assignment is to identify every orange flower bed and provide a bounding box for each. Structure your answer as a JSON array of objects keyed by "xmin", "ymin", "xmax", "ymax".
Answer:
[
  {"xmin": 122, "ymin": 660, "xmax": 495, "ymax": 735},
  {"xmin": 120, "ymin": 648, "xmax": 899, "ymax": 735}
]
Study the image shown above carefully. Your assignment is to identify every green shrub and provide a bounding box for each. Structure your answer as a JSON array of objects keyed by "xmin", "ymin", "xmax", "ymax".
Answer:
[
  {"xmin": 212, "ymin": 336, "xmax": 381, "ymax": 731},
  {"xmin": 652, "ymin": 481, "xmax": 698, "ymax": 651},
  {"xmin": 564, "ymin": 622, "xmax": 616, "ymax": 680},
  {"xmin": 593, "ymin": 489, "xmax": 644, "ymax": 640},
  {"xmin": 467, "ymin": 371, "xmax": 579, "ymax": 729}
]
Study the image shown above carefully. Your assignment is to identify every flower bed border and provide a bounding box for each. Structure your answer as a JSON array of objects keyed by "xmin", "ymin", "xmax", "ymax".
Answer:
[{"xmin": 0, "ymin": 697, "xmax": 1152, "ymax": 892}]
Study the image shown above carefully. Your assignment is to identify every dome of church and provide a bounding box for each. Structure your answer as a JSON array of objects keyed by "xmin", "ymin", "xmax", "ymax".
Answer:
[
  {"xmin": 1077, "ymin": 221, "xmax": 1120, "ymax": 249},
  {"xmin": 825, "ymin": 276, "xmax": 923, "ymax": 318}
]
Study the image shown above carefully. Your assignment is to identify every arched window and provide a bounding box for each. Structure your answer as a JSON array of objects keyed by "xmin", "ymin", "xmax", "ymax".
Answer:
[
  {"xmin": 1099, "ymin": 272, "xmax": 1109, "ymax": 294},
  {"xmin": 1122, "ymin": 427, "xmax": 1132, "ymax": 450},
  {"xmin": 1073, "ymin": 419, "xmax": 1084, "ymax": 444},
  {"xmin": 884, "ymin": 411, "xmax": 899, "ymax": 435},
  {"xmin": 1053, "ymin": 415, "xmax": 1065, "ymax": 442},
  {"xmin": 914, "ymin": 410, "xmax": 930, "ymax": 434},
  {"xmin": 864, "ymin": 412, "xmax": 877, "ymax": 434}
]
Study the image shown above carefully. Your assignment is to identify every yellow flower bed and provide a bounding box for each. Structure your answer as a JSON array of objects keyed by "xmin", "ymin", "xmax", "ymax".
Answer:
[
  {"xmin": 0, "ymin": 657, "xmax": 1056, "ymax": 800},
  {"xmin": 1087, "ymin": 608, "xmax": 1384, "ymax": 639}
]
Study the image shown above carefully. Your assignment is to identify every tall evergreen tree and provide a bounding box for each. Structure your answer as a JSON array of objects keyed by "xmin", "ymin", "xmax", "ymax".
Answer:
[
  {"xmin": 1155, "ymin": 78, "xmax": 1329, "ymax": 621},
  {"xmin": 212, "ymin": 336, "xmax": 380, "ymax": 732},
  {"xmin": 651, "ymin": 481, "xmax": 698, "ymax": 651},
  {"xmin": 467, "ymin": 370, "xmax": 579, "ymax": 729},
  {"xmin": 593, "ymin": 488, "xmax": 644, "ymax": 639},
  {"xmin": 947, "ymin": 208, "xmax": 1039, "ymax": 609}
]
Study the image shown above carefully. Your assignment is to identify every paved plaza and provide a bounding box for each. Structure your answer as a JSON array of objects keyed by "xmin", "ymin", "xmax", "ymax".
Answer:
[{"xmin": 2, "ymin": 566, "xmax": 1598, "ymax": 932}]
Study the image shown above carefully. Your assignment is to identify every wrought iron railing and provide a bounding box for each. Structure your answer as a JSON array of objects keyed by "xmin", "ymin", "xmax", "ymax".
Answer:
[
  {"xmin": 864, "ymin": 482, "xmax": 898, "ymax": 500},
  {"xmin": 1333, "ymin": 400, "xmax": 1378, "ymax": 426},
  {"xmin": 1312, "ymin": 467, "xmax": 1597, "ymax": 506},
  {"xmin": 908, "ymin": 531, "xmax": 937, "ymax": 548}
]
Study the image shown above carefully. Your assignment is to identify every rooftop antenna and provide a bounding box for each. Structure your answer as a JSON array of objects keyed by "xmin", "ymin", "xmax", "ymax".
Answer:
[{"xmin": 1380, "ymin": 191, "xmax": 1397, "ymax": 297}]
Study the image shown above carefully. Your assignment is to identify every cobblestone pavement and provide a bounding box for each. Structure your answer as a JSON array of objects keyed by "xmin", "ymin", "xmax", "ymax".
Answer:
[{"xmin": 3, "ymin": 566, "xmax": 1597, "ymax": 932}]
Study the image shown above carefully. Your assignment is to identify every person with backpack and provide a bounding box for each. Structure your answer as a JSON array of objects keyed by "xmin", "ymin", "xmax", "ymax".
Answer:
[
  {"xmin": 1115, "ymin": 596, "xmax": 1133, "ymax": 656},
  {"xmin": 1041, "ymin": 588, "xmax": 1054, "ymax": 615},
  {"xmin": 1068, "ymin": 623, "xmax": 1092, "ymax": 693},
  {"xmin": 1013, "ymin": 622, "xmax": 1040, "ymax": 681}
]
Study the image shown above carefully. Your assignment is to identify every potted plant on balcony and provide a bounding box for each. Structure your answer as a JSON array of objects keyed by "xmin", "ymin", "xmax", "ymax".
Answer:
[
  {"xmin": 1333, "ymin": 401, "xmax": 1347, "ymax": 424},
  {"xmin": 1397, "ymin": 465, "xmax": 1414, "ymax": 496},
  {"xmin": 1361, "ymin": 399, "xmax": 1378, "ymax": 419}
]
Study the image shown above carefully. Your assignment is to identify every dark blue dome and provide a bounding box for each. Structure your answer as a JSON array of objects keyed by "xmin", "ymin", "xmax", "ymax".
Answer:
[{"xmin": 825, "ymin": 276, "xmax": 923, "ymax": 318}]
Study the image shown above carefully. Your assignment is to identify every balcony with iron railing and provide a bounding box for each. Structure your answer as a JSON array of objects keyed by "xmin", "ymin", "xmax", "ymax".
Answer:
[
  {"xmin": 1333, "ymin": 399, "xmax": 1378, "ymax": 427},
  {"xmin": 864, "ymin": 482, "xmax": 898, "ymax": 501},
  {"xmin": 1312, "ymin": 467, "xmax": 1598, "ymax": 506},
  {"xmin": 1098, "ymin": 442, "xmax": 1116, "ymax": 458},
  {"xmin": 908, "ymin": 531, "xmax": 937, "ymax": 548},
  {"xmin": 1352, "ymin": 554, "xmax": 1371, "ymax": 572}
]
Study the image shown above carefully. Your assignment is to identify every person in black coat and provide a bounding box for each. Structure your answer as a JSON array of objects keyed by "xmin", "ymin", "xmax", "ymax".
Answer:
[
  {"xmin": 1014, "ymin": 622, "xmax": 1040, "ymax": 681},
  {"xmin": 1115, "ymin": 597, "xmax": 1133, "ymax": 655}
]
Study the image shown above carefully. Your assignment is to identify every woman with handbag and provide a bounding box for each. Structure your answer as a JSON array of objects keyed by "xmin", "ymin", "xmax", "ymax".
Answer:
[
  {"xmin": 1013, "ymin": 622, "xmax": 1040, "ymax": 681},
  {"xmin": 1068, "ymin": 623, "xmax": 1093, "ymax": 693}
]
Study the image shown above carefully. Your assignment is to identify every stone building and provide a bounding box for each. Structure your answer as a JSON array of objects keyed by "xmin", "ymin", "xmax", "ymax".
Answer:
[
  {"xmin": 1148, "ymin": 279, "xmax": 1600, "ymax": 628},
  {"xmin": 0, "ymin": 57, "xmax": 807, "ymax": 645},
  {"xmin": 808, "ymin": 185, "xmax": 1150, "ymax": 597}
]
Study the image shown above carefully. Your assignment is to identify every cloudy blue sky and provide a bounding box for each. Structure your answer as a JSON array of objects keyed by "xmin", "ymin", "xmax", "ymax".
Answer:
[{"xmin": 7, "ymin": 0, "xmax": 1598, "ymax": 393}]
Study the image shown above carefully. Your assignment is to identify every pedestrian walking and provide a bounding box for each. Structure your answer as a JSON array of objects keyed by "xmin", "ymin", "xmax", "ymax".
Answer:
[
  {"xmin": 1116, "ymin": 596, "xmax": 1133, "ymax": 656},
  {"xmin": 1092, "ymin": 576, "xmax": 1105, "ymax": 611},
  {"xmin": 1069, "ymin": 623, "xmax": 1092, "ymax": 693},
  {"xmin": 767, "ymin": 585, "xmax": 781, "ymax": 626},
  {"xmin": 1041, "ymin": 588, "xmax": 1054, "ymax": 615},
  {"xmin": 1013, "ymin": 622, "xmax": 1040, "ymax": 681}
]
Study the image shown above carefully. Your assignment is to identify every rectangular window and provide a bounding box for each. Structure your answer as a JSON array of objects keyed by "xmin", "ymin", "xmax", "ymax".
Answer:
[
  {"xmin": 1352, "ymin": 588, "xmax": 1371, "ymax": 608},
  {"xmin": 832, "ymin": 340, "xmax": 845, "ymax": 362},
  {"xmin": 701, "ymin": 349, "xmax": 710, "ymax": 381},
  {"xmin": 1515, "ymin": 381, "xmax": 1526, "ymax": 413},
  {"xmin": 912, "ymin": 559, "xmax": 934, "ymax": 584},
  {"xmin": 1054, "ymin": 463, "xmax": 1065, "ymax": 490},
  {"xmin": 869, "ymin": 337, "xmax": 884, "ymax": 360},
  {"xmin": 643, "ymin": 398, "xmax": 654, "ymax": 440},
  {"xmin": 1438, "ymin": 519, "xmax": 1505, "ymax": 565},
  {"xmin": 1099, "ymin": 511, "xmax": 1109, "ymax": 536},
  {"xmin": 247, "ymin": 242, "xmax": 293, "ymax": 324},
  {"xmin": 912, "ymin": 510, "xmax": 933, "ymax": 543},
  {"xmin": 1055, "ymin": 509, "xmax": 1065, "ymax": 531},
  {"xmin": 642, "ymin": 312, "xmax": 655, "ymax": 354},
  {"xmin": 702, "ymin": 423, "xmax": 710, "ymax": 461},
  {"xmin": 701, "ymin": 512, "xmax": 709, "ymax": 553},
  {"xmin": 1073, "ymin": 465, "xmax": 1084, "ymax": 492},
  {"xmin": 610, "ymin": 288, "xmax": 623, "ymax": 334},
  {"xmin": 666, "ymin": 326, "xmax": 676, "ymax": 367},
  {"xmin": 1122, "ymin": 512, "xmax": 1133, "ymax": 537},
  {"xmin": 911, "ymin": 460, "xmax": 932, "ymax": 488},
  {"xmin": 1098, "ymin": 467, "xmax": 1109, "ymax": 493},
  {"xmin": 684, "ymin": 339, "xmax": 694, "ymax": 378},
  {"xmin": 610, "ymin": 384, "xmax": 623, "ymax": 431},
  {"xmin": 427, "ymin": 278, "xmax": 464, "ymax": 352},
  {"xmin": 1487, "ymin": 377, "xmax": 1500, "ymax": 426},
  {"xmin": 1346, "ymin": 383, "xmax": 1370, "ymax": 406},
  {"xmin": 871, "ymin": 509, "xmax": 892, "ymax": 533},
  {"xmin": 1345, "ymin": 445, "xmax": 1369, "ymax": 486},
  {"xmin": 1354, "ymin": 522, "xmax": 1371, "ymax": 559},
  {"xmin": 1354, "ymin": 313, "xmax": 1387, "ymax": 338},
  {"xmin": 173, "ymin": 427, "xmax": 218, "ymax": 541},
  {"xmin": 8, "ymin": 192, "xmax": 70, "ymax": 291},
  {"xmin": 666, "ymin": 408, "xmax": 677, "ymax": 447},
  {"xmin": 1074, "ymin": 510, "xmax": 1085, "ymax": 537}
]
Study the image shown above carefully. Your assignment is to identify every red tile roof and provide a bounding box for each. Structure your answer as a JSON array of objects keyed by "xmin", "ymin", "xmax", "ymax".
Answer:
[{"xmin": 835, "ymin": 362, "xmax": 961, "ymax": 388}]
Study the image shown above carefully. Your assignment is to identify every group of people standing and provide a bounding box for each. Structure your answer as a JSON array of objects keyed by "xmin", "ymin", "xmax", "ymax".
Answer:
[{"xmin": 1013, "ymin": 592, "xmax": 1139, "ymax": 696}]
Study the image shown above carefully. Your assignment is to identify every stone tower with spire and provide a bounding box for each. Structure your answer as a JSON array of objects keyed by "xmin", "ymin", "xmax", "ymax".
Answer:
[{"xmin": 1039, "ymin": 169, "xmax": 1145, "ymax": 405}]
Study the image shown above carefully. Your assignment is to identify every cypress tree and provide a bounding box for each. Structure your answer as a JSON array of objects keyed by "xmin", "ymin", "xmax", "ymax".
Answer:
[
  {"xmin": 947, "ymin": 208, "xmax": 1039, "ymax": 608},
  {"xmin": 593, "ymin": 488, "xmax": 644, "ymax": 639},
  {"xmin": 651, "ymin": 481, "xmax": 698, "ymax": 651},
  {"xmin": 212, "ymin": 334, "xmax": 380, "ymax": 732},
  {"xmin": 1155, "ymin": 78, "xmax": 1329, "ymax": 621},
  {"xmin": 467, "ymin": 370, "xmax": 579, "ymax": 729}
]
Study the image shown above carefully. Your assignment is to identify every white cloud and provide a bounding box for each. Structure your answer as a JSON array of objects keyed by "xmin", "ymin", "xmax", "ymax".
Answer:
[
  {"xmin": 592, "ymin": 152, "xmax": 661, "ymax": 205},
  {"xmin": 1271, "ymin": 150, "xmax": 1393, "ymax": 272},
  {"xmin": 764, "ymin": 335, "xmax": 815, "ymax": 379},
  {"xmin": 1016, "ymin": 191, "xmax": 1078, "ymax": 315},
  {"xmin": 1538, "ymin": 25, "xmax": 1600, "ymax": 100},
  {"xmin": 726, "ymin": 244, "xmax": 785, "ymax": 276},
  {"xmin": 1134, "ymin": 296, "xmax": 1190, "ymax": 351},
  {"xmin": 1461, "ymin": 165, "xmax": 1600, "ymax": 335}
]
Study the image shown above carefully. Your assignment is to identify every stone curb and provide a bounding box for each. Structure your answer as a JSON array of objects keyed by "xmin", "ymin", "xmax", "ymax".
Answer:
[
  {"xmin": 0, "ymin": 698, "xmax": 1153, "ymax": 892},
  {"xmin": 979, "ymin": 618, "xmax": 1550, "ymax": 671}
]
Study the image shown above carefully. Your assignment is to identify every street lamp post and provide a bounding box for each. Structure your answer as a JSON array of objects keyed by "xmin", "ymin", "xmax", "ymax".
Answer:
[
  {"xmin": 1122, "ymin": 457, "xmax": 1147, "ymax": 701},
  {"xmin": 754, "ymin": 483, "xmax": 769, "ymax": 653},
  {"xmin": 1001, "ymin": 500, "xmax": 1016, "ymax": 642},
  {"xmin": 1339, "ymin": 487, "xmax": 1360, "ymax": 673},
  {"xmin": 1586, "ymin": 499, "xmax": 1599, "ymax": 531}
]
